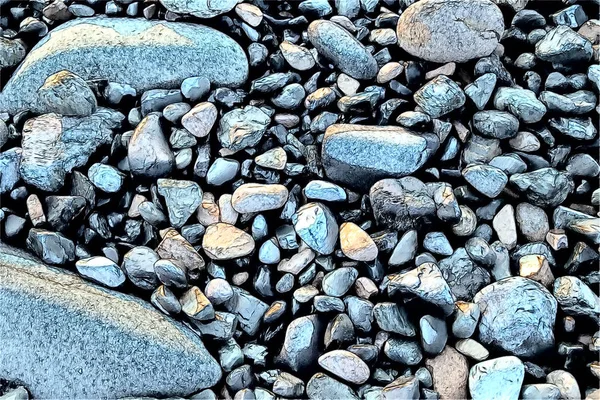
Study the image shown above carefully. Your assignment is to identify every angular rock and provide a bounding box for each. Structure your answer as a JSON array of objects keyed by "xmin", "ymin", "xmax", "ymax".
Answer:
[
  {"xmin": 493, "ymin": 87, "xmax": 546, "ymax": 123},
  {"xmin": 474, "ymin": 277, "xmax": 557, "ymax": 357},
  {"xmin": 292, "ymin": 202, "xmax": 338, "ymax": 255},
  {"xmin": 277, "ymin": 314, "xmax": 323, "ymax": 373},
  {"xmin": 322, "ymin": 124, "xmax": 439, "ymax": 190},
  {"xmin": 0, "ymin": 243, "xmax": 221, "ymax": 398},
  {"xmin": 414, "ymin": 75, "xmax": 466, "ymax": 118},
  {"xmin": 535, "ymin": 25, "xmax": 593, "ymax": 64},
  {"xmin": 472, "ymin": 111, "xmax": 519, "ymax": 139},
  {"xmin": 553, "ymin": 276, "xmax": 600, "ymax": 324},
  {"xmin": 0, "ymin": 148, "xmax": 22, "ymax": 195},
  {"xmin": 0, "ymin": 18, "xmax": 248, "ymax": 114},
  {"xmin": 396, "ymin": 0, "xmax": 504, "ymax": 63},
  {"xmin": 510, "ymin": 168, "xmax": 574, "ymax": 208},
  {"xmin": 217, "ymin": 106, "xmax": 271, "ymax": 153},
  {"xmin": 181, "ymin": 102, "xmax": 217, "ymax": 138},
  {"xmin": 26, "ymin": 229, "xmax": 75, "ymax": 265},
  {"xmin": 75, "ymin": 256, "xmax": 126, "ymax": 288},
  {"xmin": 307, "ymin": 20, "xmax": 378, "ymax": 80},
  {"xmin": 438, "ymin": 248, "xmax": 491, "ymax": 301},
  {"xmin": 88, "ymin": 163, "xmax": 124, "ymax": 193},
  {"xmin": 38, "ymin": 70, "xmax": 97, "ymax": 117},
  {"xmin": 157, "ymin": 179, "xmax": 202, "ymax": 228},
  {"xmin": 306, "ymin": 373, "xmax": 359, "ymax": 400},
  {"xmin": 465, "ymin": 73, "xmax": 497, "ymax": 110},
  {"xmin": 20, "ymin": 109, "xmax": 123, "ymax": 192}
]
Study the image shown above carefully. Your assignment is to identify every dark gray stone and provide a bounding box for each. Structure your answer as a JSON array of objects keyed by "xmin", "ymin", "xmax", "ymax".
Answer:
[
  {"xmin": 413, "ymin": 76, "xmax": 466, "ymax": 118},
  {"xmin": 0, "ymin": 18, "xmax": 248, "ymax": 115},
  {"xmin": 438, "ymin": 248, "xmax": 491, "ymax": 301},
  {"xmin": 0, "ymin": 243, "xmax": 220, "ymax": 398},
  {"xmin": 472, "ymin": 111, "xmax": 519, "ymax": 139},
  {"xmin": 535, "ymin": 25, "xmax": 593, "ymax": 65},
  {"xmin": 510, "ymin": 168, "xmax": 574, "ymax": 208}
]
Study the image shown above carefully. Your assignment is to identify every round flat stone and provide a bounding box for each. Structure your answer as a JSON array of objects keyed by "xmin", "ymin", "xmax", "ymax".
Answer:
[
  {"xmin": 318, "ymin": 350, "xmax": 370, "ymax": 385},
  {"xmin": 340, "ymin": 222, "xmax": 378, "ymax": 262}
]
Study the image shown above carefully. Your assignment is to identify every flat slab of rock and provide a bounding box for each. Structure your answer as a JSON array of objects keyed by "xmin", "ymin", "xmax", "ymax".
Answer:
[
  {"xmin": 0, "ymin": 243, "xmax": 221, "ymax": 398},
  {"xmin": 322, "ymin": 124, "xmax": 439, "ymax": 190},
  {"xmin": 396, "ymin": 0, "xmax": 504, "ymax": 63},
  {"xmin": 0, "ymin": 17, "xmax": 248, "ymax": 114}
]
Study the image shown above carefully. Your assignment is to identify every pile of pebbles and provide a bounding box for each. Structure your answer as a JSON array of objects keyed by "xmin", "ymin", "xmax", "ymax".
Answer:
[{"xmin": 0, "ymin": 0, "xmax": 599, "ymax": 399}]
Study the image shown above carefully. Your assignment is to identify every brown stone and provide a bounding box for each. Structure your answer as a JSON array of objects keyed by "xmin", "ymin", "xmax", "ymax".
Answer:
[{"xmin": 425, "ymin": 346, "xmax": 469, "ymax": 399}]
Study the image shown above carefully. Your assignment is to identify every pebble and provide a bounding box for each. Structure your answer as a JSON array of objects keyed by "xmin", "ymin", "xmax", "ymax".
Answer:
[
  {"xmin": 469, "ymin": 356, "xmax": 525, "ymax": 400},
  {"xmin": 292, "ymin": 202, "xmax": 338, "ymax": 255},
  {"xmin": 38, "ymin": 70, "xmax": 97, "ymax": 117},
  {"xmin": 535, "ymin": 25, "xmax": 593, "ymax": 64},
  {"xmin": 453, "ymin": 301, "xmax": 481, "ymax": 339},
  {"xmin": 413, "ymin": 75, "xmax": 466, "ymax": 118},
  {"xmin": 180, "ymin": 286, "xmax": 214, "ymax": 321},
  {"xmin": 121, "ymin": 246, "xmax": 159, "ymax": 290},
  {"xmin": 553, "ymin": 276, "xmax": 600, "ymax": 324},
  {"xmin": 88, "ymin": 163, "xmax": 124, "ymax": 193},
  {"xmin": 232, "ymin": 184, "xmax": 289, "ymax": 213},
  {"xmin": 510, "ymin": 168, "xmax": 574, "ymax": 208},
  {"xmin": 154, "ymin": 259, "xmax": 187, "ymax": 289},
  {"xmin": 75, "ymin": 256, "xmax": 126, "ymax": 288},
  {"xmin": 425, "ymin": 346, "xmax": 469, "ymax": 400},
  {"xmin": 202, "ymin": 223, "xmax": 255, "ymax": 260},
  {"xmin": 456, "ymin": 339, "xmax": 490, "ymax": 361},
  {"xmin": 339, "ymin": 222, "xmax": 378, "ymax": 261},
  {"xmin": 318, "ymin": 350, "xmax": 370, "ymax": 385},
  {"xmin": 218, "ymin": 106, "xmax": 271, "ymax": 152},
  {"xmin": 128, "ymin": 113, "xmax": 174, "ymax": 178},
  {"xmin": 182, "ymin": 102, "xmax": 217, "ymax": 138},
  {"xmin": 277, "ymin": 315, "xmax": 322, "ymax": 373},
  {"xmin": 306, "ymin": 373, "xmax": 359, "ymax": 400},
  {"xmin": 420, "ymin": 315, "xmax": 448, "ymax": 355},
  {"xmin": 157, "ymin": 179, "xmax": 202, "ymax": 228},
  {"xmin": 280, "ymin": 41, "xmax": 315, "ymax": 71},
  {"xmin": 546, "ymin": 370, "xmax": 581, "ymax": 400},
  {"xmin": 465, "ymin": 73, "xmax": 497, "ymax": 110},
  {"xmin": 494, "ymin": 87, "xmax": 547, "ymax": 123},
  {"xmin": 26, "ymin": 229, "xmax": 75, "ymax": 265}
]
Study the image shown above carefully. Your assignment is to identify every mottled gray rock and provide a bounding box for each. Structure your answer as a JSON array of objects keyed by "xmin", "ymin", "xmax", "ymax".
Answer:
[
  {"xmin": 307, "ymin": 20, "xmax": 377, "ymax": 80},
  {"xmin": 38, "ymin": 70, "xmax": 97, "ymax": 116},
  {"xmin": 292, "ymin": 202, "xmax": 338, "ymax": 255},
  {"xmin": 370, "ymin": 177, "xmax": 436, "ymax": 231},
  {"xmin": 0, "ymin": 148, "xmax": 22, "ymax": 194},
  {"xmin": 475, "ymin": 277, "xmax": 557, "ymax": 357},
  {"xmin": 521, "ymin": 384, "xmax": 562, "ymax": 400},
  {"xmin": 322, "ymin": 124, "xmax": 439, "ymax": 190},
  {"xmin": 420, "ymin": 315, "xmax": 447, "ymax": 355},
  {"xmin": 88, "ymin": 163, "xmax": 124, "ymax": 193},
  {"xmin": 0, "ymin": 243, "xmax": 220, "ymax": 398},
  {"xmin": 217, "ymin": 106, "xmax": 271, "ymax": 153},
  {"xmin": 546, "ymin": 370, "xmax": 581, "ymax": 400},
  {"xmin": 303, "ymin": 180, "xmax": 346, "ymax": 202},
  {"xmin": 510, "ymin": 168, "xmax": 574, "ymax": 208},
  {"xmin": 202, "ymin": 223, "xmax": 255, "ymax": 260},
  {"xmin": 76, "ymin": 256, "xmax": 126, "ymax": 288},
  {"xmin": 425, "ymin": 346, "xmax": 469, "ymax": 400},
  {"xmin": 462, "ymin": 164, "xmax": 508, "ymax": 198},
  {"xmin": 469, "ymin": 356, "xmax": 525, "ymax": 400},
  {"xmin": 122, "ymin": 246, "xmax": 159, "ymax": 290},
  {"xmin": 277, "ymin": 314, "xmax": 323, "ymax": 373},
  {"xmin": 26, "ymin": 229, "xmax": 75, "ymax": 265},
  {"xmin": 0, "ymin": 18, "xmax": 248, "ymax": 115},
  {"xmin": 157, "ymin": 179, "xmax": 202, "ymax": 228},
  {"xmin": 181, "ymin": 102, "xmax": 217, "ymax": 138},
  {"xmin": 535, "ymin": 25, "xmax": 593, "ymax": 64},
  {"xmin": 438, "ymin": 248, "xmax": 491, "ymax": 301},
  {"xmin": 272, "ymin": 84, "xmax": 305, "ymax": 109},
  {"xmin": 318, "ymin": 350, "xmax": 370, "ymax": 385},
  {"xmin": 549, "ymin": 117, "xmax": 597, "ymax": 140},
  {"xmin": 388, "ymin": 263, "xmax": 455, "ymax": 316},
  {"xmin": 494, "ymin": 87, "xmax": 546, "ymax": 123},
  {"xmin": 0, "ymin": 38, "xmax": 26, "ymax": 68},
  {"xmin": 384, "ymin": 338, "xmax": 423, "ymax": 365},
  {"xmin": 414, "ymin": 76, "xmax": 466, "ymax": 118},
  {"xmin": 128, "ymin": 113, "xmax": 174, "ymax": 178},
  {"xmin": 423, "ymin": 232, "xmax": 453, "ymax": 256},
  {"xmin": 396, "ymin": 0, "xmax": 504, "ymax": 63},
  {"xmin": 554, "ymin": 276, "xmax": 600, "ymax": 324},
  {"xmin": 322, "ymin": 267, "xmax": 358, "ymax": 297},
  {"xmin": 20, "ymin": 109, "xmax": 123, "ymax": 192},
  {"xmin": 516, "ymin": 203, "xmax": 549, "ymax": 242},
  {"xmin": 306, "ymin": 373, "xmax": 359, "ymax": 400},
  {"xmin": 159, "ymin": 0, "xmax": 240, "ymax": 18},
  {"xmin": 465, "ymin": 73, "xmax": 497, "ymax": 110},
  {"xmin": 373, "ymin": 302, "xmax": 416, "ymax": 336},
  {"xmin": 473, "ymin": 111, "xmax": 519, "ymax": 139}
]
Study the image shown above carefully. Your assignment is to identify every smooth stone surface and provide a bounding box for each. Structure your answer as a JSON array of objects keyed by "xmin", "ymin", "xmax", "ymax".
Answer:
[
  {"xmin": 322, "ymin": 124, "xmax": 439, "ymax": 190},
  {"xmin": 0, "ymin": 243, "xmax": 220, "ymax": 398},
  {"xmin": 202, "ymin": 223, "xmax": 254, "ymax": 260},
  {"xmin": 0, "ymin": 18, "xmax": 248, "ymax": 114},
  {"xmin": 307, "ymin": 20, "xmax": 378, "ymax": 80},
  {"xmin": 318, "ymin": 350, "xmax": 370, "ymax": 385},
  {"xmin": 292, "ymin": 202, "xmax": 338, "ymax": 255},
  {"xmin": 469, "ymin": 356, "xmax": 525, "ymax": 400},
  {"xmin": 396, "ymin": 0, "xmax": 504, "ymax": 63},
  {"xmin": 339, "ymin": 222, "xmax": 378, "ymax": 262},
  {"xmin": 474, "ymin": 277, "xmax": 557, "ymax": 357},
  {"xmin": 128, "ymin": 113, "xmax": 174, "ymax": 178},
  {"xmin": 232, "ymin": 184, "xmax": 289, "ymax": 213},
  {"xmin": 75, "ymin": 256, "xmax": 126, "ymax": 288},
  {"xmin": 159, "ymin": 0, "xmax": 240, "ymax": 18}
]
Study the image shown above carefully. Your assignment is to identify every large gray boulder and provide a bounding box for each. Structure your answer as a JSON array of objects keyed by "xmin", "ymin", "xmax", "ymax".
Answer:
[
  {"xmin": 322, "ymin": 124, "xmax": 439, "ymax": 190},
  {"xmin": 0, "ymin": 243, "xmax": 221, "ymax": 399},
  {"xmin": 396, "ymin": 0, "xmax": 504, "ymax": 63},
  {"xmin": 0, "ymin": 18, "xmax": 248, "ymax": 115}
]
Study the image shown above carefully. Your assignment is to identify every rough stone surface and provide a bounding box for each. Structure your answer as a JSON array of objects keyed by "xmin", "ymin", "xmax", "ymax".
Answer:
[
  {"xmin": 474, "ymin": 277, "xmax": 557, "ymax": 357},
  {"xmin": 396, "ymin": 0, "xmax": 504, "ymax": 63},
  {"xmin": 0, "ymin": 18, "xmax": 248, "ymax": 114},
  {"xmin": 425, "ymin": 346, "xmax": 469, "ymax": 400},
  {"xmin": 322, "ymin": 124, "xmax": 439, "ymax": 190},
  {"xmin": 0, "ymin": 243, "xmax": 220, "ymax": 398},
  {"xmin": 159, "ymin": 0, "xmax": 240, "ymax": 18}
]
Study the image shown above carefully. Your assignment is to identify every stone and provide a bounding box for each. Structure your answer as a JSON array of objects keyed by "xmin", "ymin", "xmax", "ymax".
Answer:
[
  {"xmin": 206, "ymin": 158, "xmax": 239, "ymax": 186},
  {"xmin": 20, "ymin": 109, "xmax": 123, "ymax": 192},
  {"xmin": 217, "ymin": 106, "xmax": 271, "ymax": 153},
  {"xmin": 0, "ymin": 148, "xmax": 22, "ymax": 195},
  {"xmin": 423, "ymin": 232, "xmax": 453, "ymax": 256},
  {"xmin": 88, "ymin": 163, "xmax": 124, "ymax": 193},
  {"xmin": 389, "ymin": 230, "xmax": 418, "ymax": 266},
  {"xmin": 292, "ymin": 202, "xmax": 338, "ymax": 255},
  {"xmin": 396, "ymin": 0, "xmax": 504, "ymax": 63},
  {"xmin": 388, "ymin": 263, "xmax": 456, "ymax": 316},
  {"xmin": 510, "ymin": 168, "xmax": 574, "ymax": 208},
  {"xmin": 232, "ymin": 184, "xmax": 289, "ymax": 213},
  {"xmin": 304, "ymin": 180, "xmax": 346, "ymax": 202},
  {"xmin": 280, "ymin": 41, "xmax": 315, "ymax": 71},
  {"xmin": 26, "ymin": 229, "xmax": 75, "ymax": 265},
  {"xmin": 75, "ymin": 256, "xmax": 126, "ymax": 288},
  {"xmin": 420, "ymin": 315, "xmax": 448, "ymax": 355},
  {"xmin": 521, "ymin": 384, "xmax": 561, "ymax": 400},
  {"xmin": 546, "ymin": 370, "xmax": 581, "ymax": 400},
  {"xmin": 519, "ymin": 255, "xmax": 554, "ymax": 288},
  {"xmin": 535, "ymin": 25, "xmax": 593, "ymax": 65},
  {"xmin": 438, "ymin": 248, "xmax": 491, "ymax": 301},
  {"xmin": 180, "ymin": 286, "xmax": 214, "ymax": 321},
  {"xmin": 128, "ymin": 113, "xmax": 174, "ymax": 178},
  {"xmin": 475, "ymin": 277, "xmax": 557, "ymax": 357},
  {"xmin": 339, "ymin": 222, "xmax": 378, "ymax": 262},
  {"xmin": 277, "ymin": 315, "xmax": 322, "ymax": 372},
  {"xmin": 516, "ymin": 203, "xmax": 549, "ymax": 242},
  {"xmin": 453, "ymin": 302, "xmax": 481, "ymax": 339},
  {"xmin": 203, "ymin": 223, "xmax": 254, "ymax": 260},
  {"xmin": 322, "ymin": 124, "xmax": 439, "ymax": 190},
  {"xmin": 472, "ymin": 111, "xmax": 519, "ymax": 139},
  {"xmin": 493, "ymin": 204, "xmax": 518, "ymax": 249},
  {"xmin": 414, "ymin": 76, "xmax": 466, "ymax": 118},
  {"xmin": 38, "ymin": 70, "xmax": 97, "ymax": 116},
  {"xmin": 384, "ymin": 338, "xmax": 423, "ymax": 365},
  {"xmin": 465, "ymin": 73, "xmax": 497, "ymax": 110},
  {"xmin": 318, "ymin": 350, "xmax": 370, "ymax": 385},
  {"xmin": 307, "ymin": 20, "xmax": 378, "ymax": 80},
  {"xmin": 373, "ymin": 302, "xmax": 416, "ymax": 336},
  {"xmin": 0, "ymin": 18, "xmax": 248, "ymax": 115},
  {"xmin": 181, "ymin": 102, "xmax": 217, "ymax": 138},
  {"xmin": 154, "ymin": 259, "xmax": 187, "ymax": 289},
  {"xmin": 159, "ymin": 0, "xmax": 240, "ymax": 18},
  {"xmin": 456, "ymin": 339, "xmax": 489, "ymax": 361},
  {"xmin": 469, "ymin": 356, "xmax": 525, "ymax": 400},
  {"xmin": 122, "ymin": 246, "xmax": 159, "ymax": 290},
  {"xmin": 553, "ymin": 276, "xmax": 600, "ymax": 324},
  {"xmin": 306, "ymin": 373, "xmax": 359, "ymax": 400},
  {"xmin": 0, "ymin": 243, "xmax": 220, "ymax": 398},
  {"xmin": 493, "ymin": 87, "xmax": 546, "ymax": 123},
  {"xmin": 425, "ymin": 346, "xmax": 469, "ymax": 400},
  {"xmin": 381, "ymin": 376, "xmax": 420, "ymax": 400},
  {"xmin": 0, "ymin": 38, "xmax": 26, "ymax": 68},
  {"xmin": 157, "ymin": 179, "xmax": 202, "ymax": 228},
  {"xmin": 255, "ymin": 147, "xmax": 287, "ymax": 170}
]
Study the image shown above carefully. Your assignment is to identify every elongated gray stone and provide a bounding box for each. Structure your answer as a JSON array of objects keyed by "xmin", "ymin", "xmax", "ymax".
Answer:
[
  {"xmin": 0, "ymin": 243, "xmax": 221, "ymax": 399},
  {"xmin": 322, "ymin": 124, "xmax": 439, "ymax": 190},
  {"xmin": 0, "ymin": 17, "xmax": 248, "ymax": 114},
  {"xmin": 159, "ymin": 0, "xmax": 240, "ymax": 18}
]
